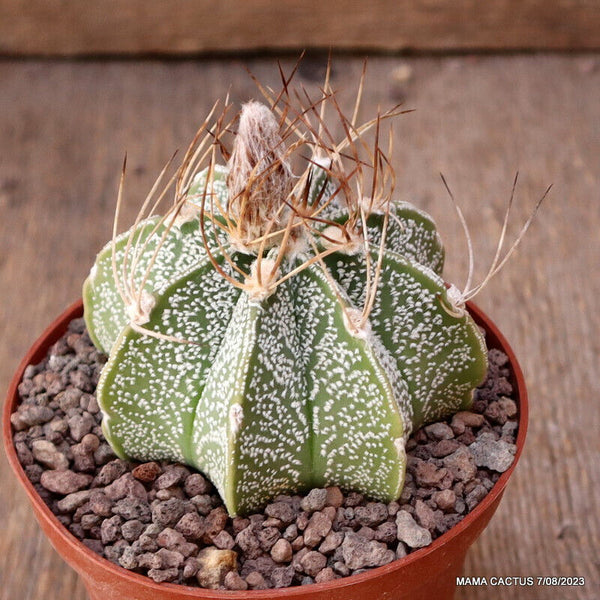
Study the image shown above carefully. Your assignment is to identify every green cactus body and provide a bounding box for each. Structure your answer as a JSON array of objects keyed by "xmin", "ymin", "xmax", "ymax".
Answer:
[
  {"xmin": 83, "ymin": 165, "xmax": 229, "ymax": 353},
  {"xmin": 85, "ymin": 101, "xmax": 487, "ymax": 515}
]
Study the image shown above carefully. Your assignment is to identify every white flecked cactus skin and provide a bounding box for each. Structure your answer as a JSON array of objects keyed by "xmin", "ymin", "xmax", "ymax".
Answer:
[{"xmin": 83, "ymin": 87, "xmax": 487, "ymax": 516}]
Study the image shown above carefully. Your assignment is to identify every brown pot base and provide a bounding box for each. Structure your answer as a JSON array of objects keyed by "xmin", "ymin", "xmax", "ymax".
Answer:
[{"xmin": 4, "ymin": 299, "xmax": 528, "ymax": 600}]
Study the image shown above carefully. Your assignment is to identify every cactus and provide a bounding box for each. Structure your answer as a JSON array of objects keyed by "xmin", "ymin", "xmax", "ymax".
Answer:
[{"xmin": 84, "ymin": 81, "xmax": 489, "ymax": 516}]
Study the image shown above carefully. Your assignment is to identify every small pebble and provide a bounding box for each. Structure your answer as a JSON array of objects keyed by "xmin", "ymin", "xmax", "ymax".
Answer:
[
  {"xmin": 265, "ymin": 501, "xmax": 296, "ymax": 525},
  {"xmin": 466, "ymin": 484, "xmax": 488, "ymax": 510},
  {"xmin": 31, "ymin": 439, "xmax": 69, "ymax": 470},
  {"xmin": 132, "ymin": 462, "xmax": 161, "ymax": 482},
  {"xmin": 453, "ymin": 411, "xmax": 485, "ymax": 428},
  {"xmin": 148, "ymin": 567, "xmax": 178, "ymax": 583},
  {"xmin": 157, "ymin": 527, "xmax": 186, "ymax": 549},
  {"xmin": 299, "ymin": 550, "xmax": 327, "ymax": 577},
  {"xmin": 433, "ymin": 489, "xmax": 456, "ymax": 512},
  {"xmin": 387, "ymin": 501, "xmax": 400, "ymax": 516},
  {"xmin": 155, "ymin": 467, "xmax": 187, "ymax": 489},
  {"xmin": 190, "ymin": 494, "xmax": 212, "ymax": 515},
  {"xmin": 224, "ymin": 570, "xmax": 248, "ymax": 590},
  {"xmin": 414, "ymin": 499, "xmax": 436, "ymax": 530},
  {"xmin": 443, "ymin": 448, "xmax": 478, "ymax": 482},
  {"xmin": 303, "ymin": 511, "xmax": 333, "ymax": 547},
  {"xmin": 184, "ymin": 473, "xmax": 209, "ymax": 496},
  {"xmin": 354, "ymin": 502, "xmax": 388, "ymax": 527},
  {"xmin": 72, "ymin": 443, "xmax": 95, "ymax": 472},
  {"xmin": 424, "ymin": 422, "xmax": 454, "ymax": 440},
  {"xmin": 112, "ymin": 497, "xmax": 151, "ymax": 522},
  {"xmin": 396, "ymin": 511, "xmax": 432, "ymax": 548},
  {"xmin": 89, "ymin": 491, "xmax": 113, "ymax": 517},
  {"xmin": 212, "ymin": 530, "xmax": 235, "ymax": 550},
  {"xmin": 333, "ymin": 561, "xmax": 350, "ymax": 576},
  {"xmin": 40, "ymin": 470, "xmax": 92, "ymax": 495},
  {"xmin": 246, "ymin": 571, "xmax": 268, "ymax": 590},
  {"xmin": 469, "ymin": 433, "xmax": 516, "ymax": 472},
  {"xmin": 152, "ymin": 498, "xmax": 186, "ymax": 528},
  {"xmin": 236, "ymin": 526, "xmax": 262, "ymax": 559},
  {"xmin": 315, "ymin": 567, "xmax": 338, "ymax": 583},
  {"xmin": 431, "ymin": 439, "xmax": 461, "ymax": 458},
  {"xmin": 374, "ymin": 521, "xmax": 398, "ymax": 543},
  {"xmin": 283, "ymin": 523, "xmax": 298, "ymax": 541},
  {"xmin": 104, "ymin": 473, "xmax": 147, "ymax": 501},
  {"xmin": 300, "ymin": 488, "xmax": 327, "ymax": 513},
  {"xmin": 341, "ymin": 532, "xmax": 395, "ymax": 570},
  {"xmin": 121, "ymin": 519, "xmax": 144, "ymax": 542},
  {"xmin": 291, "ymin": 535, "xmax": 305, "ymax": 552},
  {"xmin": 176, "ymin": 512, "xmax": 206, "ymax": 540},
  {"xmin": 396, "ymin": 541, "xmax": 408, "ymax": 559},
  {"xmin": 203, "ymin": 507, "xmax": 228, "ymax": 541},
  {"xmin": 94, "ymin": 444, "xmax": 116, "ymax": 465},
  {"xmin": 413, "ymin": 460, "xmax": 450, "ymax": 488},
  {"xmin": 296, "ymin": 511, "xmax": 309, "ymax": 531},
  {"xmin": 68, "ymin": 413, "xmax": 95, "ymax": 442},
  {"xmin": 101, "ymin": 515, "xmax": 123, "ymax": 544},
  {"xmin": 57, "ymin": 389, "xmax": 82, "ymax": 412},
  {"xmin": 356, "ymin": 526, "xmax": 375, "ymax": 540},
  {"xmin": 232, "ymin": 516, "xmax": 251, "ymax": 535},
  {"xmin": 344, "ymin": 492, "xmax": 364, "ymax": 507},
  {"xmin": 12, "ymin": 405, "xmax": 54, "ymax": 429},
  {"xmin": 325, "ymin": 486, "xmax": 344, "ymax": 508},
  {"xmin": 271, "ymin": 565, "xmax": 295, "ymax": 588},
  {"xmin": 319, "ymin": 530, "xmax": 344, "ymax": 554},
  {"xmin": 56, "ymin": 490, "xmax": 94, "ymax": 512},
  {"xmin": 95, "ymin": 459, "xmax": 127, "ymax": 485},
  {"xmin": 132, "ymin": 535, "xmax": 158, "ymax": 554},
  {"xmin": 118, "ymin": 547, "xmax": 138, "ymax": 569},
  {"xmin": 82, "ymin": 539, "xmax": 104, "ymax": 554},
  {"xmin": 81, "ymin": 433, "xmax": 100, "ymax": 452},
  {"xmin": 271, "ymin": 538, "xmax": 293, "ymax": 563},
  {"xmin": 182, "ymin": 557, "xmax": 199, "ymax": 579},
  {"xmin": 257, "ymin": 526, "xmax": 280, "ymax": 551}
]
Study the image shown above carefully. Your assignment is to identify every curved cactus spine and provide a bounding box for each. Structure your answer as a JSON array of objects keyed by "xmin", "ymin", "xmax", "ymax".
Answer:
[{"xmin": 85, "ymin": 73, "xmax": 493, "ymax": 515}]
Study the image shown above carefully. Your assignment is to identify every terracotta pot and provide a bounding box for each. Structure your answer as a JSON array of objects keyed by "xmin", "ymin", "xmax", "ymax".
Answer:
[{"xmin": 3, "ymin": 299, "xmax": 528, "ymax": 600}]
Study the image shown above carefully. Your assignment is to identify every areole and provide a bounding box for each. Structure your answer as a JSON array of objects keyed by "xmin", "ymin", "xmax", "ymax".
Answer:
[{"xmin": 3, "ymin": 298, "xmax": 528, "ymax": 600}]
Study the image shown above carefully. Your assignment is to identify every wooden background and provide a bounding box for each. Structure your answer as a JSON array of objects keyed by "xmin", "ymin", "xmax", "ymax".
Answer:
[
  {"xmin": 1, "ymin": 1, "xmax": 600, "ymax": 55},
  {"xmin": 0, "ymin": 54, "xmax": 599, "ymax": 599}
]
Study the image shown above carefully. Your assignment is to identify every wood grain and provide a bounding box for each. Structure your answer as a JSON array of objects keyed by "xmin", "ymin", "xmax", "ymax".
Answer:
[
  {"xmin": 0, "ymin": 55, "xmax": 598, "ymax": 599},
  {"xmin": 1, "ymin": 1, "xmax": 600, "ymax": 56}
]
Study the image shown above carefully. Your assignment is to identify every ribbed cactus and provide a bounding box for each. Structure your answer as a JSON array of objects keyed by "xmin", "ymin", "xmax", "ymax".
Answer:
[{"xmin": 84, "ymin": 89, "xmax": 488, "ymax": 516}]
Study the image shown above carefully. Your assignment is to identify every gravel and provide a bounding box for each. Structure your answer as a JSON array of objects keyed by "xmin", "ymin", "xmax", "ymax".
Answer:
[{"xmin": 11, "ymin": 317, "xmax": 519, "ymax": 590}]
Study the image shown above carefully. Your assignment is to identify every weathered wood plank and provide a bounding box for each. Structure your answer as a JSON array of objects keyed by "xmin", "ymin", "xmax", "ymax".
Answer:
[
  {"xmin": 0, "ymin": 56, "xmax": 598, "ymax": 599},
  {"xmin": 1, "ymin": 1, "xmax": 600, "ymax": 56}
]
